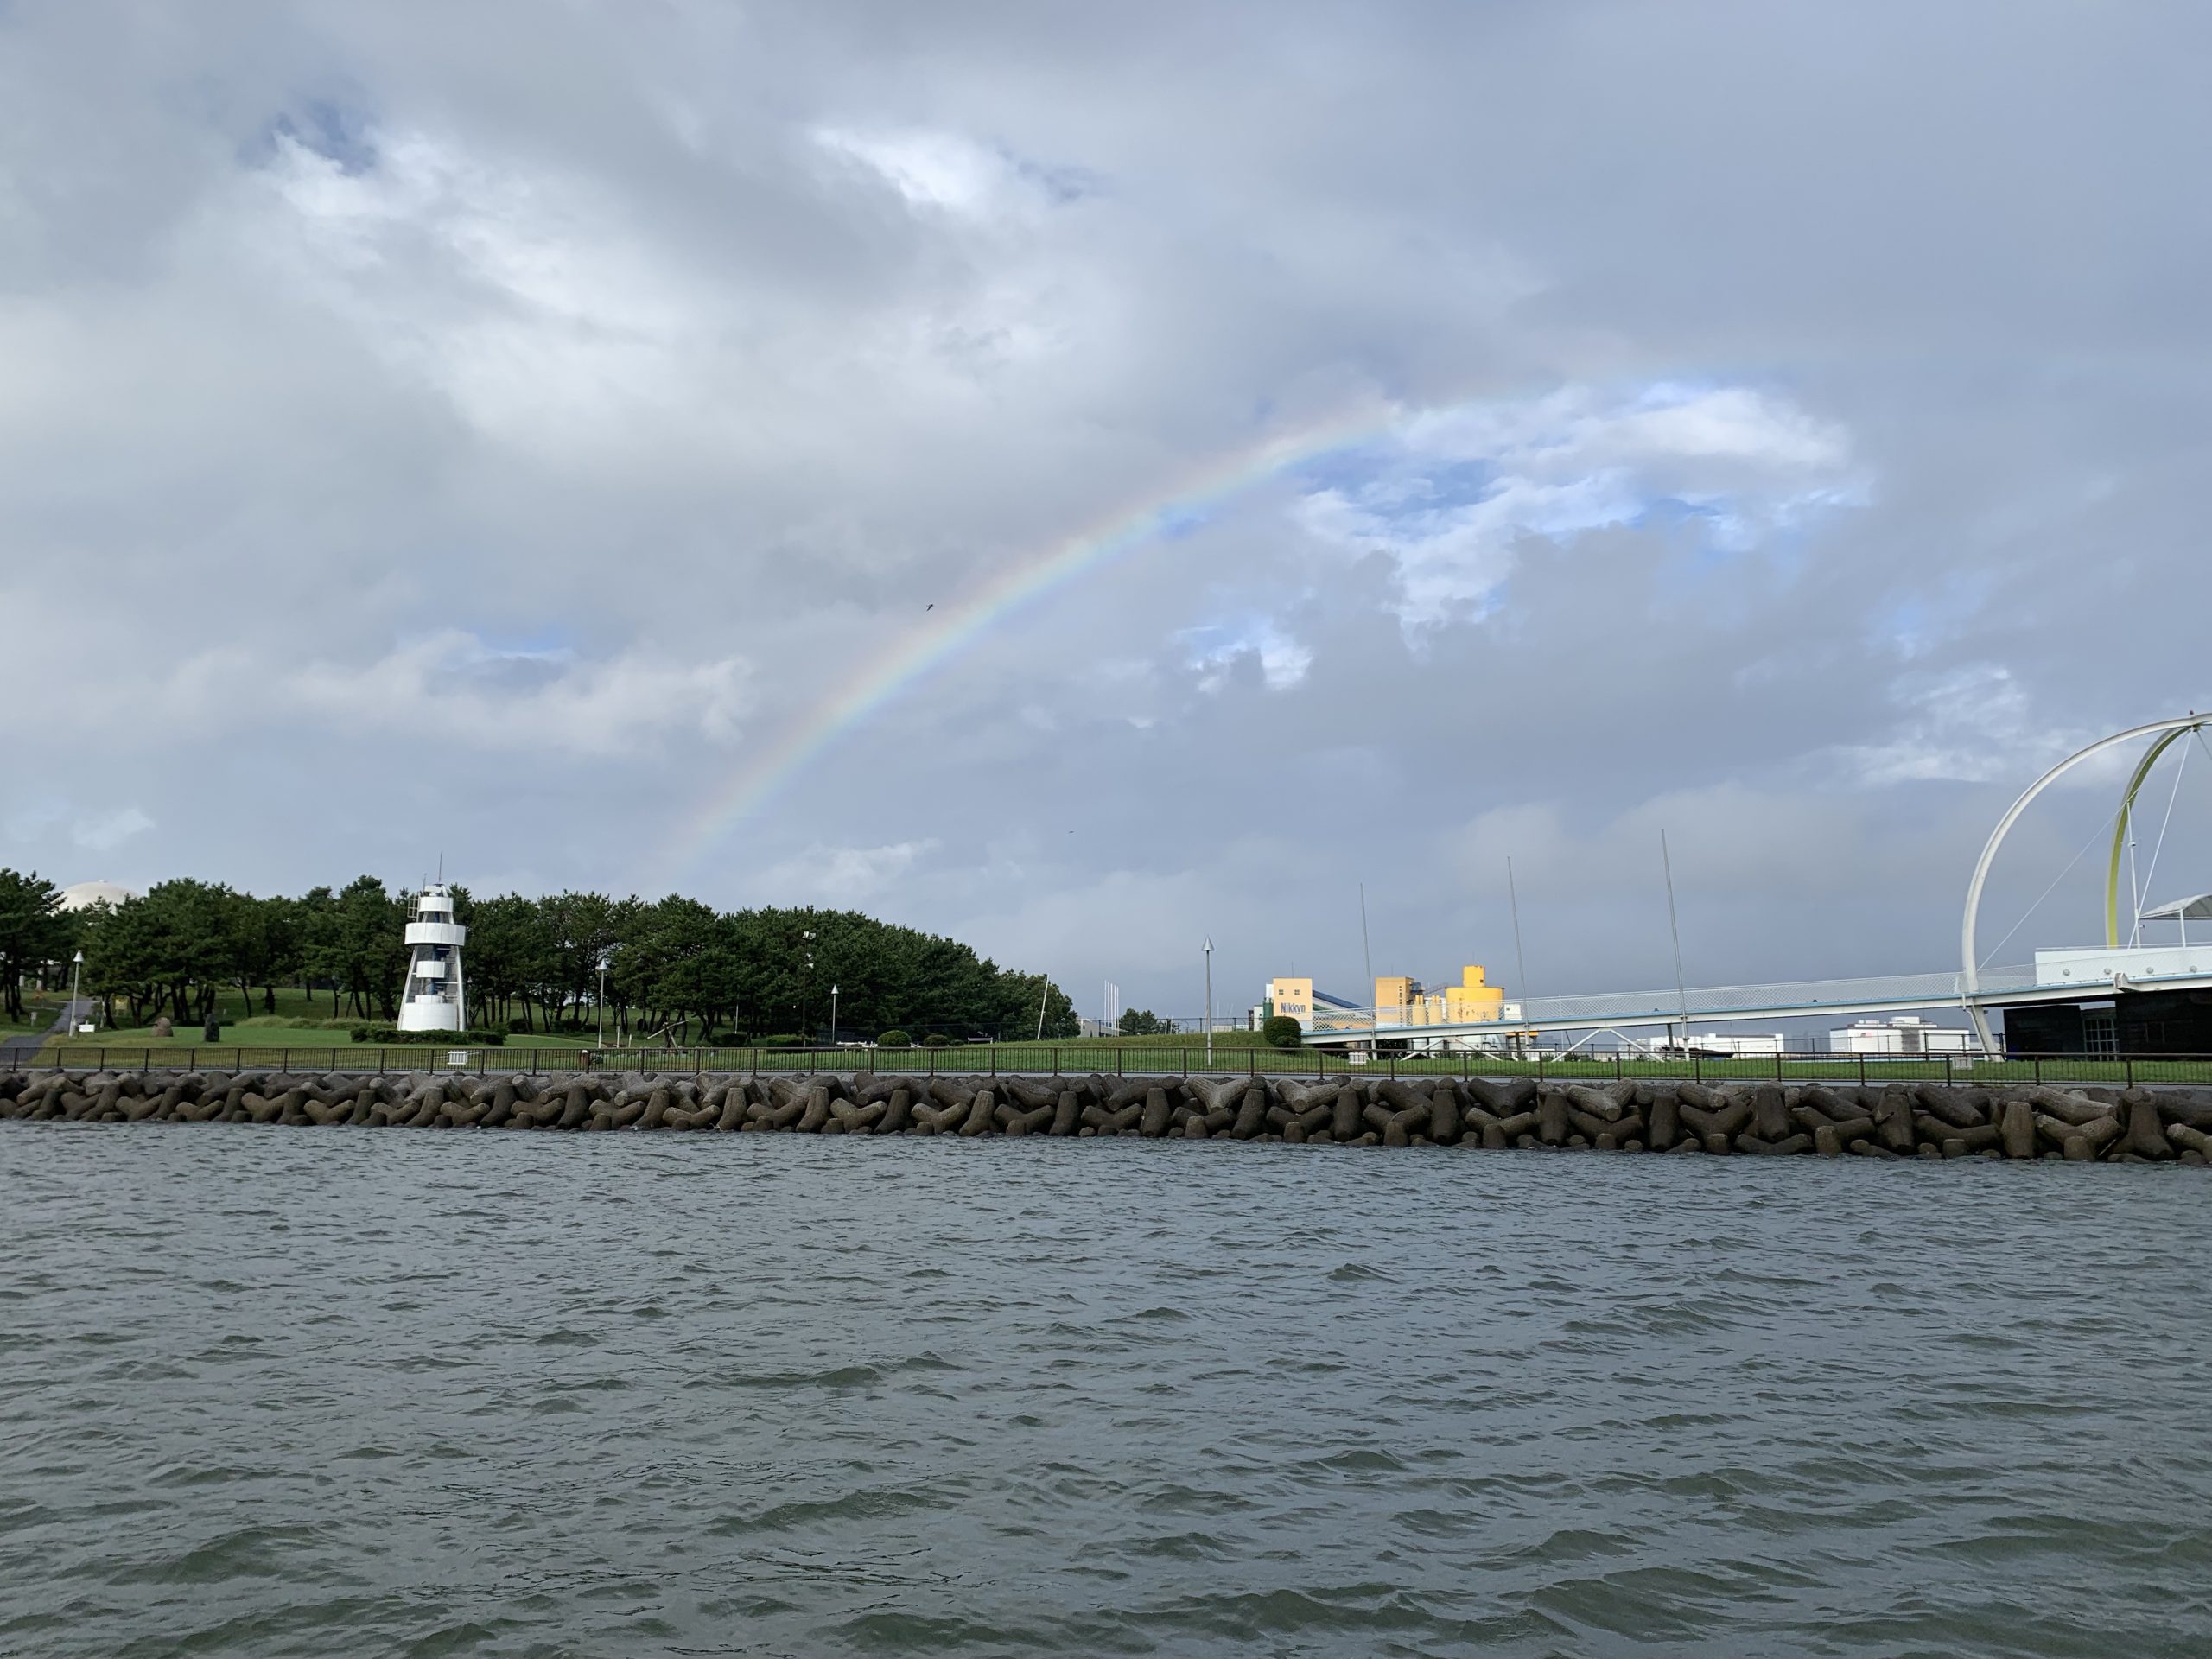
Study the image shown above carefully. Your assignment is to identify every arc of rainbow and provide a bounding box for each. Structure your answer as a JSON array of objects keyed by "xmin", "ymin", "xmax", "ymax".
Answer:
[{"xmin": 652, "ymin": 396, "xmax": 1416, "ymax": 884}]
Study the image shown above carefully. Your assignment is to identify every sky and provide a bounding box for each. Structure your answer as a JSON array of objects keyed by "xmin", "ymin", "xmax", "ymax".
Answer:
[{"xmin": 4, "ymin": 0, "xmax": 2210, "ymax": 1021}]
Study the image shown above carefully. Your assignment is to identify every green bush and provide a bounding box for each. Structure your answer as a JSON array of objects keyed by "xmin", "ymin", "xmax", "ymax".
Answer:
[
  {"xmin": 352, "ymin": 1027, "xmax": 510, "ymax": 1046},
  {"xmin": 1261, "ymin": 1014, "xmax": 1303, "ymax": 1049},
  {"xmin": 922, "ymin": 1033, "xmax": 953, "ymax": 1047},
  {"xmin": 878, "ymin": 1029, "xmax": 912, "ymax": 1049},
  {"xmin": 753, "ymin": 1033, "xmax": 808, "ymax": 1048}
]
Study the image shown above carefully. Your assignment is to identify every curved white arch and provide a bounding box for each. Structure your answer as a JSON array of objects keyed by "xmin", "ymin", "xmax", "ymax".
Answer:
[{"xmin": 1961, "ymin": 715, "xmax": 2209, "ymax": 1055}]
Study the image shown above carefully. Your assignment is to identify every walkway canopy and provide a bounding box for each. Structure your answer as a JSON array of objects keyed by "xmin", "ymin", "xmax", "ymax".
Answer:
[{"xmin": 2141, "ymin": 892, "xmax": 2212, "ymax": 923}]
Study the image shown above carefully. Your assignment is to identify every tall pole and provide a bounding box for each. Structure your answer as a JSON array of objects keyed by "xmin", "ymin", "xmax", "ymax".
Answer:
[
  {"xmin": 1035, "ymin": 977, "xmax": 1050, "ymax": 1041},
  {"xmin": 1203, "ymin": 937, "xmax": 1214, "ymax": 1068},
  {"xmin": 1662, "ymin": 830, "xmax": 1690, "ymax": 1051},
  {"xmin": 801, "ymin": 930, "xmax": 816, "ymax": 1043},
  {"xmin": 1506, "ymin": 858, "xmax": 1530, "ymax": 1050},
  {"xmin": 597, "ymin": 956, "xmax": 607, "ymax": 1047},
  {"xmin": 830, "ymin": 983, "xmax": 838, "ymax": 1047},
  {"xmin": 69, "ymin": 950, "xmax": 83, "ymax": 1030},
  {"xmin": 1358, "ymin": 881, "xmax": 1374, "ymax": 1003}
]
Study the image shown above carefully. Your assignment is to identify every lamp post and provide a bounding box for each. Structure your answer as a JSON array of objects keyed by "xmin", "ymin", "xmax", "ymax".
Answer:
[
  {"xmin": 1203, "ymin": 937, "xmax": 1213, "ymax": 1068},
  {"xmin": 829, "ymin": 983, "xmax": 839, "ymax": 1049},
  {"xmin": 69, "ymin": 950, "xmax": 83, "ymax": 1032},
  {"xmin": 596, "ymin": 952, "xmax": 609, "ymax": 1047},
  {"xmin": 800, "ymin": 930, "xmax": 816, "ymax": 1044}
]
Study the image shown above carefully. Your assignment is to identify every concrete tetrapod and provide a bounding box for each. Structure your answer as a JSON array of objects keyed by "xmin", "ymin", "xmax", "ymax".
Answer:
[{"xmin": 6, "ymin": 1070, "xmax": 2212, "ymax": 1166}]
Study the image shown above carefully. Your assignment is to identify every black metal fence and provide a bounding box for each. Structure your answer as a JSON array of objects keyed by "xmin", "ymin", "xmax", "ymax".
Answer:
[{"xmin": 22, "ymin": 1042, "xmax": 2212, "ymax": 1087}]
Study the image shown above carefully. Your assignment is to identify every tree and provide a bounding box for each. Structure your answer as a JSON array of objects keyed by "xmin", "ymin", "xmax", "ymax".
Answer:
[
  {"xmin": 1119, "ymin": 1008, "xmax": 1164, "ymax": 1036},
  {"xmin": 1261, "ymin": 1014, "xmax": 1302, "ymax": 1049},
  {"xmin": 131, "ymin": 880, "xmax": 238, "ymax": 1021},
  {"xmin": 466, "ymin": 893, "xmax": 554, "ymax": 1030},
  {"xmin": 226, "ymin": 893, "xmax": 302, "ymax": 1017},
  {"xmin": 0, "ymin": 869, "xmax": 72, "ymax": 1023}
]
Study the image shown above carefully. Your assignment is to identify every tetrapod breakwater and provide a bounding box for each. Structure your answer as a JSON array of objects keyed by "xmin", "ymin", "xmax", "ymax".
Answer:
[{"xmin": 8, "ymin": 1068, "xmax": 2212, "ymax": 1161}]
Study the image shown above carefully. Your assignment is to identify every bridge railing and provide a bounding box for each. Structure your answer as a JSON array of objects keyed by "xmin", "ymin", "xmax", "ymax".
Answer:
[{"xmin": 19, "ymin": 1042, "xmax": 2212, "ymax": 1088}]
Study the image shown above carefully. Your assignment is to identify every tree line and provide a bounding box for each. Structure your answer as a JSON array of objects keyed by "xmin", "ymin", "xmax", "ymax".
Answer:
[{"xmin": 0, "ymin": 868, "xmax": 1078, "ymax": 1042}]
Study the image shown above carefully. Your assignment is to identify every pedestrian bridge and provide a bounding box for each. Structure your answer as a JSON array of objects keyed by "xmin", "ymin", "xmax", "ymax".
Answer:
[{"xmin": 1300, "ymin": 961, "xmax": 2212, "ymax": 1045}]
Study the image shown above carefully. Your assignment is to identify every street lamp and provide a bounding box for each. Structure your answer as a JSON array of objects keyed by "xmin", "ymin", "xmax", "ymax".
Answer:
[
  {"xmin": 596, "ymin": 951, "xmax": 609, "ymax": 1047},
  {"xmin": 1203, "ymin": 937, "xmax": 1214, "ymax": 1069},
  {"xmin": 69, "ymin": 950, "xmax": 83, "ymax": 1032},
  {"xmin": 800, "ymin": 930, "xmax": 816, "ymax": 1044},
  {"xmin": 830, "ymin": 983, "xmax": 839, "ymax": 1050}
]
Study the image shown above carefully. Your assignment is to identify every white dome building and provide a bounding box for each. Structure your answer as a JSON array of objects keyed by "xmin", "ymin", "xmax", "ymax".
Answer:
[
  {"xmin": 397, "ymin": 884, "xmax": 468, "ymax": 1032},
  {"xmin": 59, "ymin": 880, "xmax": 138, "ymax": 912}
]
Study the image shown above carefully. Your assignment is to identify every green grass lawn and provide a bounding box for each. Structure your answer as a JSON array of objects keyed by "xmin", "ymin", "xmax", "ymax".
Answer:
[{"xmin": 38, "ymin": 982, "xmax": 594, "ymax": 1062}]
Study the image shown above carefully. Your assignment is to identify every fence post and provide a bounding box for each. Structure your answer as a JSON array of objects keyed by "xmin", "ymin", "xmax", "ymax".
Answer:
[
  {"xmin": 928, "ymin": 1046, "xmax": 937, "ymax": 1079},
  {"xmin": 1182, "ymin": 1048, "xmax": 1189, "ymax": 1079},
  {"xmin": 1053, "ymin": 1046, "xmax": 1060, "ymax": 1077},
  {"xmin": 1774, "ymin": 1049, "xmax": 1783, "ymax": 1082},
  {"xmin": 1538, "ymin": 1051, "xmax": 1547, "ymax": 1084},
  {"xmin": 2034, "ymin": 1055, "xmax": 2043, "ymax": 1085},
  {"xmin": 2126, "ymin": 1055, "xmax": 2135, "ymax": 1087},
  {"xmin": 1614, "ymin": 1052, "xmax": 1624, "ymax": 1083}
]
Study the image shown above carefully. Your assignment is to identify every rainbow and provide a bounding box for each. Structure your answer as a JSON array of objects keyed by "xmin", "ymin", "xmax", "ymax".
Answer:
[{"xmin": 652, "ymin": 392, "xmax": 1420, "ymax": 885}]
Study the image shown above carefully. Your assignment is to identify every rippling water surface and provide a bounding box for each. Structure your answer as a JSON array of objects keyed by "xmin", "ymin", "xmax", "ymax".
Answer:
[{"xmin": 4, "ymin": 1124, "xmax": 2212, "ymax": 1657}]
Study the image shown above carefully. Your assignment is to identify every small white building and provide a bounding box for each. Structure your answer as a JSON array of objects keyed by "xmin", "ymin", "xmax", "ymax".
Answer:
[
  {"xmin": 397, "ymin": 884, "xmax": 468, "ymax": 1032},
  {"xmin": 1828, "ymin": 1017, "xmax": 1979, "ymax": 1056},
  {"xmin": 1631, "ymin": 1032, "xmax": 1786, "ymax": 1057}
]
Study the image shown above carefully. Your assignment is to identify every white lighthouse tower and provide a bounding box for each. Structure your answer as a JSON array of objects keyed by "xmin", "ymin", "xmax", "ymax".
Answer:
[{"xmin": 397, "ymin": 883, "xmax": 468, "ymax": 1032}]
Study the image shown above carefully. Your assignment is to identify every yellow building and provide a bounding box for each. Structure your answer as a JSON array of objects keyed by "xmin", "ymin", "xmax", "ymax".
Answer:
[
  {"xmin": 1262, "ymin": 976, "xmax": 1366, "ymax": 1034},
  {"xmin": 1265, "ymin": 967, "xmax": 1515, "ymax": 1040},
  {"xmin": 1265, "ymin": 976, "xmax": 1318, "ymax": 1025},
  {"xmin": 1373, "ymin": 966, "xmax": 1505, "ymax": 1027},
  {"xmin": 1444, "ymin": 965, "xmax": 1506, "ymax": 1024}
]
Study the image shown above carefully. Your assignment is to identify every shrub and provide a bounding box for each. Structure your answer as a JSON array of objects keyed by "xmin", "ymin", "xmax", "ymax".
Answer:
[
  {"xmin": 353, "ymin": 1027, "xmax": 510, "ymax": 1046},
  {"xmin": 922, "ymin": 1033, "xmax": 953, "ymax": 1047},
  {"xmin": 753, "ymin": 1033, "xmax": 807, "ymax": 1048},
  {"xmin": 1261, "ymin": 1014, "xmax": 1303, "ymax": 1049},
  {"xmin": 878, "ymin": 1029, "xmax": 912, "ymax": 1049}
]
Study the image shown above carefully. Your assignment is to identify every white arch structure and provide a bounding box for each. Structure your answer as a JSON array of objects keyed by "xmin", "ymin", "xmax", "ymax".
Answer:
[{"xmin": 1961, "ymin": 714, "xmax": 2208, "ymax": 1056}]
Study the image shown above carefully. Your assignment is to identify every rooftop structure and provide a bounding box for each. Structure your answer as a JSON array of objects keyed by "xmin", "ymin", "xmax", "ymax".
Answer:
[
  {"xmin": 1827, "ymin": 1017, "xmax": 1980, "ymax": 1056},
  {"xmin": 58, "ymin": 880, "xmax": 137, "ymax": 912}
]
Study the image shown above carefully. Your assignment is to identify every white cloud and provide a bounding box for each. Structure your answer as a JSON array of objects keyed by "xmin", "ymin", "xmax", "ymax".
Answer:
[
  {"xmin": 1179, "ymin": 616, "xmax": 1312, "ymax": 691},
  {"xmin": 247, "ymin": 124, "xmax": 726, "ymax": 456},
  {"xmin": 72, "ymin": 807, "xmax": 155, "ymax": 851},
  {"xmin": 1837, "ymin": 664, "xmax": 2095, "ymax": 787},
  {"xmin": 1298, "ymin": 383, "xmax": 1860, "ymax": 633},
  {"xmin": 759, "ymin": 840, "xmax": 938, "ymax": 906},
  {"xmin": 815, "ymin": 127, "xmax": 1027, "ymax": 217},
  {"xmin": 281, "ymin": 632, "xmax": 753, "ymax": 758}
]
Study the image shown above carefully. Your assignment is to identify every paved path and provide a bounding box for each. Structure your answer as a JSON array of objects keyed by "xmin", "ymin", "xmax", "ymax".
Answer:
[{"xmin": 0, "ymin": 1000, "xmax": 86, "ymax": 1070}]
